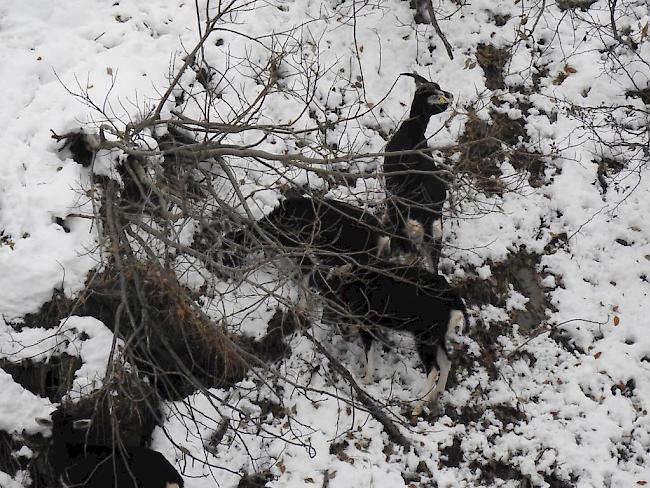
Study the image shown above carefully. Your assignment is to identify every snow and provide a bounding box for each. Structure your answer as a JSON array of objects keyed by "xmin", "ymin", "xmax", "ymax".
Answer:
[
  {"xmin": 1, "ymin": 0, "xmax": 650, "ymax": 486},
  {"xmin": 0, "ymin": 369, "xmax": 53, "ymax": 435}
]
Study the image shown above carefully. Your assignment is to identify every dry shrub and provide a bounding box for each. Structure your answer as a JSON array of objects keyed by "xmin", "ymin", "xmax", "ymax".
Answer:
[
  {"xmin": 476, "ymin": 44, "xmax": 508, "ymax": 90},
  {"xmin": 456, "ymin": 251, "xmax": 549, "ymax": 332},
  {"xmin": 58, "ymin": 366, "xmax": 161, "ymax": 447},
  {"xmin": 83, "ymin": 263, "xmax": 250, "ymax": 400},
  {"xmin": 454, "ymin": 109, "xmax": 546, "ymax": 192}
]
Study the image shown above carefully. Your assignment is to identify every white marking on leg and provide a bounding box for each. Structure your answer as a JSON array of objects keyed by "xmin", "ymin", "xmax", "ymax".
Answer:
[
  {"xmin": 420, "ymin": 241, "xmax": 435, "ymax": 271},
  {"xmin": 363, "ymin": 342, "xmax": 375, "ymax": 385},
  {"xmin": 431, "ymin": 219, "xmax": 443, "ymax": 240},
  {"xmin": 447, "ymin": 309, "xmax": 465, "ymax": 339},
  {"xmin": 296, "ymin": 273, "xmax": 312, "ymax": 314},
  {"xmin": 430, "ymin": 347, "xmax": 452, "ymax": 400},
  {"xmin": 377, "ymin": 235, "xmax": 391, "ymax": 257},
  {"xmin": 412, "ymin": 367, "xmax": 439, "ymax": 416},
  {"xmin": 346, "ymin": 323, "xmax": 361, "ymax": 339},
  {"xmin": 405, "ymin": 219, "xmax": 424, "ymax": 244}
]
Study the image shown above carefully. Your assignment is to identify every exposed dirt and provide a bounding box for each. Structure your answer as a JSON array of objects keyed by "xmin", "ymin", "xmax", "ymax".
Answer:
[
  {"xmin": 0, "ymin": 354, "xmax": 81, "ymax": 403},
  {"xmin": 457, "ymin": 251, "xmax": 550, "ymax": 332},
  {"xmin": 476, "ymin": 44, "xmax": 508, "ymax": 90}
]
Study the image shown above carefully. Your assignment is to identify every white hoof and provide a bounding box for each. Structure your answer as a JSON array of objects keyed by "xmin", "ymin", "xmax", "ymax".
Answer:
[{"xmin": 411, "ymin": 401, "xmax": 426, "ymax": 417}]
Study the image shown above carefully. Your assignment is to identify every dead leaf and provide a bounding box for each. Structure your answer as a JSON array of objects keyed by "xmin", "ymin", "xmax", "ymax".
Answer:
[
  {"xmin": 614, "ymin": 316, "xmax": 620, "ymax": 326},
  {"xmin": 564, "ymin": 64, "xmax": 577, "ymax": 73},
  {"xmin": 594, "ymin": 351, "xmax": 602, "ymax": 359},
  {"xmin": 107, "ymin": 67, "xmax": 113, "ymax": 76},
  {"xmin": 637, "ymin": 481, "xmax": 647, "ymax": 486},
  {"xmin": 37, "ymin": 56, "xmax": 42, "ymax": 61},
  {"xmin": 464, "ymin": 58, "xmax": 477, "ymax": 69},
  {"xmin": 613, "ymin": 305, "xmax": 620, "ymax": 312},
  {"xmin": 358, "ymin": 45, "xmax": 364, "ymax": 53},
  {"xmin": 552, "ymin": 72, "xmax": 568, "ymax": 85}
]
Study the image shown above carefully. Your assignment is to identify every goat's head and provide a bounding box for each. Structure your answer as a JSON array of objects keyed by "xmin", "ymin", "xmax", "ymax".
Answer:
[
  {"xmin": 400, "ymin": 73, "xmax": 453, "ymax": 117},
  {"xmin": 36, "ymin": 409, "xmax": 92, "ymax": 440}
]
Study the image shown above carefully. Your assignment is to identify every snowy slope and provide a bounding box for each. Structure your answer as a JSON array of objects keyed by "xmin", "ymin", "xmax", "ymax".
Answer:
[{"xmin": 1, "ymin": 0, "xmax": 649, "ymax": 487}]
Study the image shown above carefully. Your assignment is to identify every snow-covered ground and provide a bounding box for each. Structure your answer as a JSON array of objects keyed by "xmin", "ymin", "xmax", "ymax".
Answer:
[{"xmin": 1, "ymin": 0, "xmax": 649, "ymax": 486}]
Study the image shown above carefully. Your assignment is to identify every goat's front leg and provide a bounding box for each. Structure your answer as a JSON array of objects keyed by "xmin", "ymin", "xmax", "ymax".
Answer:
[{"xmin": 412, "ymin": 347, "xmax": 451, "ymax": 416}]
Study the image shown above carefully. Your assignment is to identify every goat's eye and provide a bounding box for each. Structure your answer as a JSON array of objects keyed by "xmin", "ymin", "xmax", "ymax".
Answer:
[{"xmin": 427, "ymin": 95, "xmax": 447, "ymax": 105}]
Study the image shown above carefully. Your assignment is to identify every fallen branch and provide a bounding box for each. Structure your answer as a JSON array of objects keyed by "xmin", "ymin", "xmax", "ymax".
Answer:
[{"xmin": 305, "ymin": 332, "xmax": 411, "ymax": 451}]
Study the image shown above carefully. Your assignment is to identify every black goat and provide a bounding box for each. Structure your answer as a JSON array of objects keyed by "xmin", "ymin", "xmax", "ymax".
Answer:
[
  {"xmin": 36, "ymin": 409, "xmax": 183, "ymax": 488},
  {"xmin": 312, "ymin": 262, "xmax": 466, "ymax": 416},
  {"xmin": 223, "ymin": 196, "xmax": 395, "ymax": 269},
  {"xmin": 383, "ymin": 73, "xmax": 453, "ymax": 271}
]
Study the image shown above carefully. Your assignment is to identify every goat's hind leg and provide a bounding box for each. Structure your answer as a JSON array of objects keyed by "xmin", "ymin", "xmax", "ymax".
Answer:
[
  {"xmin": 412, "ymin": 345, "xmax": 451, "ymax": 417},
  {"xmin": 360, "ymin": 329, "xmax": 375, "ymax": 385},
  {"xmin": 412, "ymin": 362, "xmax": 439, "ymax": 417}
]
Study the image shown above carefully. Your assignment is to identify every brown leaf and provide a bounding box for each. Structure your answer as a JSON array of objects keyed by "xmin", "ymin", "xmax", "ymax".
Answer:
[
  {"xmin": 594, "ymin": 351, "xmax": 602, "ymax": 359},
  {"xmin": 613, "ymin": 305, "xmax": 620, "ymax": 312},
  {"xmin": 358, "ymin": 45, "xmax": 364, "ymax": 53},
  {"xmin": 614, "ymin": 316, "xmax": 620, "ymax": 326},
  {"xmin": 552, "ymin": 72, "xmax": 568, "ymax": 85},
  {"xmin": 637, "ymin": 481, "xmax": 647, "ymax": 486},
  {"xmin": 564, "ymin": 64, "xmax": 577, "ymax": 73},
  {"xmin": 107, "ymin": 67, "xmax": 113, "ymax": 76}
]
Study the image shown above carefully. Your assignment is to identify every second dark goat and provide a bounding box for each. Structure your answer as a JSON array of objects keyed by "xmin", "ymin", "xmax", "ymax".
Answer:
[
  {"xmin": 383, "ymin": 73, "xmax": 453, "ymax": 271},
  {"xmin": 36, "ymin": 409, "xmax": 184, "ymax": 488},
  {"xmin": 312, "ymin": 262, "xmax": 466, "ymax": 416},
  {"xmin": 223, "ymin": 196, "xmax": 396, "ymax": 269}
]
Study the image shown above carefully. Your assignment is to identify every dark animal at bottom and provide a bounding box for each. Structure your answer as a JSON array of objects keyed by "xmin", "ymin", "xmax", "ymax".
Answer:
[
  {"xmin": 36, "ymin": 409, "xmax": 183, "ymax": 488},
  {"xmin": 312, "ymin": 262, "xmax": 466, "ymax": 416},
  {"xmin": 383, "ymin": 73, "xmax": 454, "ymax": 271},
  {"xmin": 223, "ymin": 196, "xmax": 394, "ymax": 269}
]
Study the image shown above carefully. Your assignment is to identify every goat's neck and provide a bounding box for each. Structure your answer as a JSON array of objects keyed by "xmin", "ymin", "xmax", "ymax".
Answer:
[{"xmin": 398, "ymin": 113, "xmax": 430, "ymax": 149}]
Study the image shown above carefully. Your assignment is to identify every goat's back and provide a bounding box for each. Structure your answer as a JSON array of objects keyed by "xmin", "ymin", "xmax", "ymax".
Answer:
[
  {"xmin": 321, "ymin": 264, "xmax": 464, "ymax": 330},
  {"xmin": 224, "ymin": 197, "xmax": 385, "ymax": 267},
  {"xmin": 59, "ymin": 446, "xmax": 183, "ymax": 488}
]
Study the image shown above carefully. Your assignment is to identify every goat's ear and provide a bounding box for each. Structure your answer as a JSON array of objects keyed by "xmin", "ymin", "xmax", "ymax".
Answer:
[
  {"xmin": 400, "ymin": 72, "xmax": 430, "ymax": 89},
  {"xmin": 35, "ymin": 418, "xmax": 53, "ymax": 427},
  {"xmin": 72, "ymin": 419, "xmax": 93, "ymax": 430}
]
